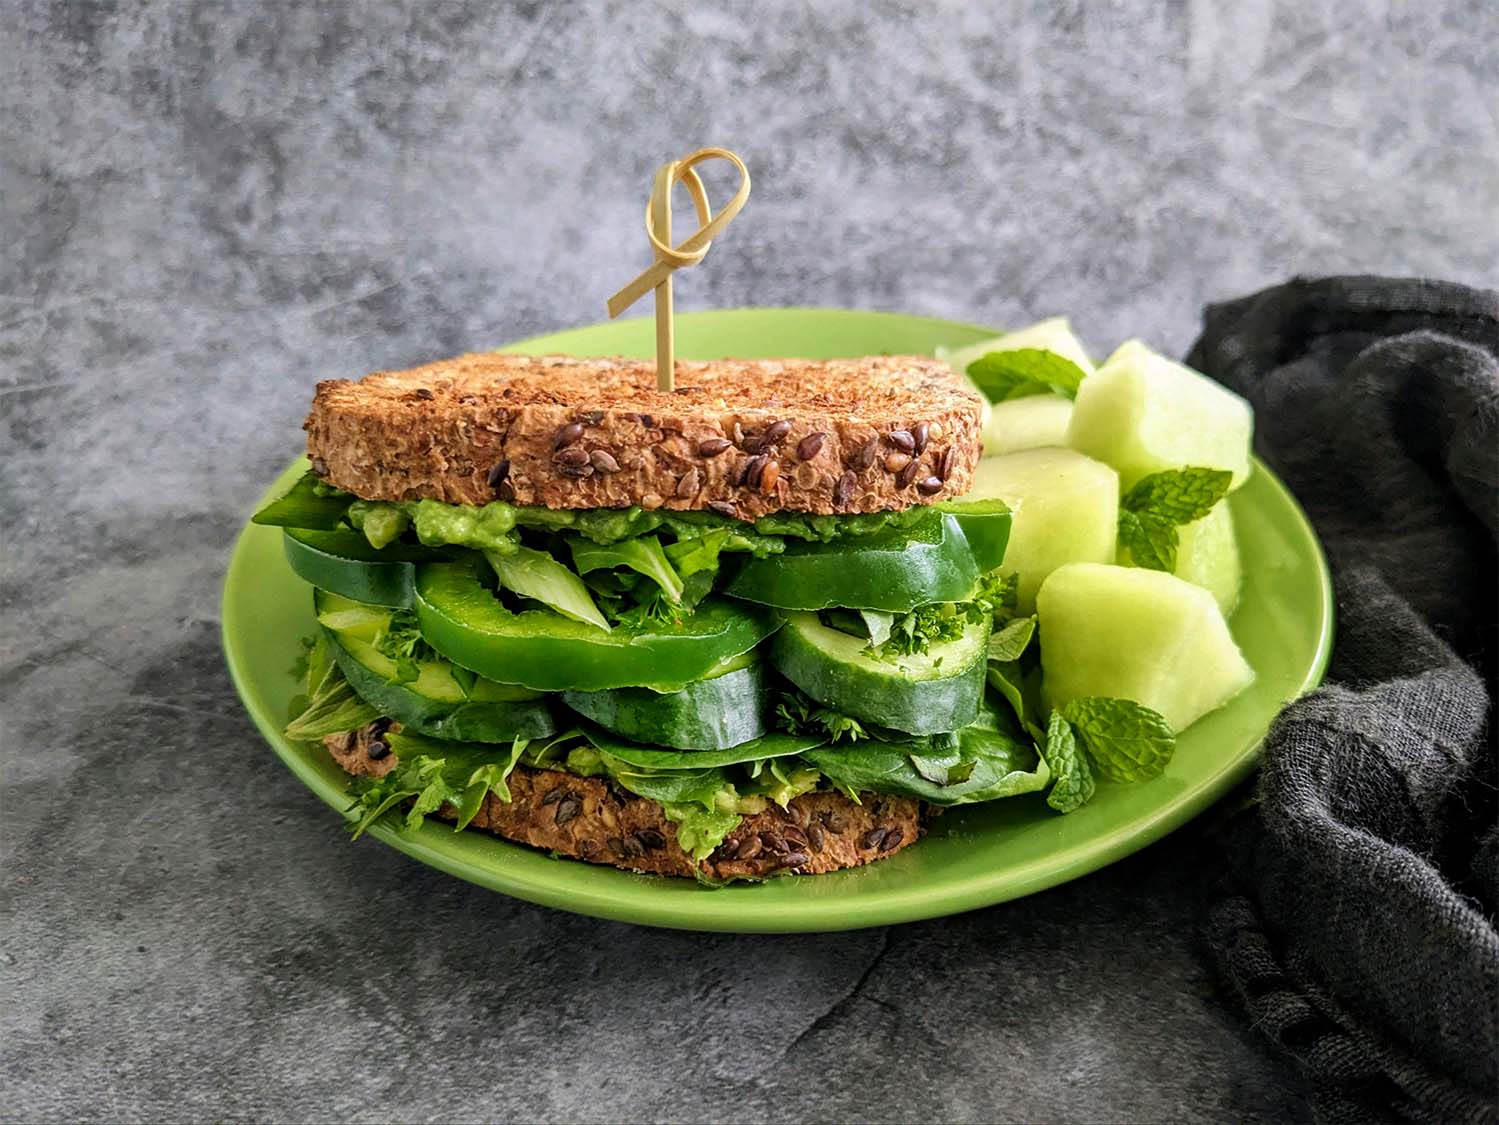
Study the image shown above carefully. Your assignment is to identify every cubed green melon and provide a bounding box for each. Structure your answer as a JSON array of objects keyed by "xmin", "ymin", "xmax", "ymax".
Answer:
[
  {"xmin": 966, "ymin": 448, "xmax": 1118, "ymax": 614},
  {"xmin": 982, "ymin": 394, "xmax": 1074, "ymax": 456},
  {"xmin": 1036, "ymin": 563, "xmax": 1253, "ymax": 732},
  {"xmin": 1066, "ymin": 340, "xmax": 1254, "ymax": 490},
  {"xmin": 1172, "ymin": 500, "xmax": 1242, "ymax": 617},
  {"xmin": 937, "ymin": 316, "xmax": 1097, "ymax": 377}
]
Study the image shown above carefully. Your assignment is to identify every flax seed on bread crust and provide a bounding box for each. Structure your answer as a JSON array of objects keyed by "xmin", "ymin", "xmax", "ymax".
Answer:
[
  {"xmin": 305, "ymin": 353, "xmax": 983, "ymax": 519},
  {"xmin": 326, "ymin": 723, "xmax": 923, "ymax": 879}
]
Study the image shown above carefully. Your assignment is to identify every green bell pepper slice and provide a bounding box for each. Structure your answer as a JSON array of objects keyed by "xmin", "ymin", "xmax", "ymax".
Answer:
[{"xmin": 414, "ymin": 556, "xmax": 779, "ymax": 692}]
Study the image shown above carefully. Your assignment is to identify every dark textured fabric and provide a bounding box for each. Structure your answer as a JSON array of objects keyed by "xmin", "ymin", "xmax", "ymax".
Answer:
[{"xmin": 1187, "ymin": 277, "xmax": 1499, "ymax": 1123}]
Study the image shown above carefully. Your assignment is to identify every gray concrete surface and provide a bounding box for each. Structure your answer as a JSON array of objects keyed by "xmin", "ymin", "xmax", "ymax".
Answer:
[{"xmin": 4, "ymin": 2, "xmax": 1496, "ymax": 1121}]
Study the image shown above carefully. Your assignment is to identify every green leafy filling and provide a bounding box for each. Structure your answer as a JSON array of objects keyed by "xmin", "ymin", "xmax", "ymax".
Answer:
[
  {"xmin": 775, "ymin": 687, "xmax": 874, "ymax": 744},
  {"xmin": 978, "ymin": 605, "xmax": 1176, "ymax": 812},
  {"xmin": 284, "ymin": 636, "xmax": 380, "ymax": 739},
  {"xmin": 371, "ymin": 610, "xmax": 435, "ymax": 684},
  {"xmin": 803, "ymin": 698, "xmax": 1049, "ymax": 806}
]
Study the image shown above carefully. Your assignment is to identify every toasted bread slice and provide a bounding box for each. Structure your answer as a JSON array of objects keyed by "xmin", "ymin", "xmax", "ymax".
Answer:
[
  {"xmin": 305, "ymin": 353, "xmax": 983, "ymax": 518},
  {"xmin": 326, "ymin": 723, "xmax": 923, "ymax": 879}
]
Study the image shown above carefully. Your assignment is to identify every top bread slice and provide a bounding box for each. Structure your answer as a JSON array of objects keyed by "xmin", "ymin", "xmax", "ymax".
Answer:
[{"xmin": 305, "ymin": 353, "xmax": 984, "ymax": 518}]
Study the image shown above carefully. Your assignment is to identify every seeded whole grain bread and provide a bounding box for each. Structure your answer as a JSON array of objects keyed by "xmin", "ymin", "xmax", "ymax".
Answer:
[
  {"xmin": 305, "ymin": 353, "xmax": 983, "ymax": 519},
  {"xmin": 326, "ymin": 723, "xmax": 924, "ymax": 879}
]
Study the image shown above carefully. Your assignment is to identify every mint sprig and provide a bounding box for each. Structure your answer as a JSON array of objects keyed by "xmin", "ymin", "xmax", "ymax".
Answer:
[
  {"xmin": 966, "ymin": 348, "xmax": 1089, "ymax": 402},
  {"xmin": 1058, "ymin": 697, "xmax": 1176, "ymax": 782},
  {"xmin": 1117, "ymin": 467, "xmax": 1232, "ymax": 572},
  {"xmin": 1042, "ymin": 710, "xmax": 1095, "ymax": 813}
]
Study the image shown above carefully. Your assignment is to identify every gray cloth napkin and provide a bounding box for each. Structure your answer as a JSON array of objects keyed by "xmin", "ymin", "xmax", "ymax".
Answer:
[{"xmin": 1185, "ymin": 277, "xmax": 1499, "ymax": 1123}]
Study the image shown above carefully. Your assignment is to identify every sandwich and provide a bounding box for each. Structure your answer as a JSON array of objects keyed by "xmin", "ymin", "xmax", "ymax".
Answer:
[{"xmin": 255, "ymin": 349, "xmax": 1052, "ymax": 880}]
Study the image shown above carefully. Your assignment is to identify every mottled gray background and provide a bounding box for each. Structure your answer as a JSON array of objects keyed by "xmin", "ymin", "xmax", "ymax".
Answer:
[{"xmin": 4, "ymin": 1, "xmax": 1496, "ymax": 1121}]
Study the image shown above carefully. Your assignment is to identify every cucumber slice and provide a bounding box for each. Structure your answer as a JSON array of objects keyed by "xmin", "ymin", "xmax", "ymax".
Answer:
[
  {"xmin": 1067, "ymin": 340, "xmax": 1253, "ymax": 490},
  {"xmin": 284, "ymin": 528, "xmax": 446, "ymax": 608},
  {"xmin": 966, "ymin": 448, "xmax": 1119, "ymax": 614},
  {"xmin": 724, "ymin": 508, "xmax": 1008, "ymax": 612},
  {"xmin": 315, "ymin": 591, "xmax": 555, "ymax": 742},
  {"xmin": 563, "ymin": 653, "xmax": 770, "ymax": 750},
  {"xmin": 769, "ymin": 611, "xmax": 988, "ymax": 735},
  {"xmin": 1036, "ymin": 562, "xmax": 1253, "ymax": 732}
]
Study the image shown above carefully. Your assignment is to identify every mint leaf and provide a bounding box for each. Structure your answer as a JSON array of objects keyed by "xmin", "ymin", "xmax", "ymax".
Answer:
[
  {"xmin": 1060, "ymin": 697, "xmax": 1176, "ymax": 782},
  {"xmin": 966, "ymin": 348, "xmax": 1089, "ymax": 402},
  {"xmin": 987, "ymin": 616, "xmax": 1036, "ymax": 663},
  {"xmin": 1042, "ymin": 710, "xmax": 1095, "ymax": 813},
  {"xmin": 1122, "ymin": 468, "xmax": 1232, "ymax": 524},
  {"xmin": 1117, "ymin": 509, "xmax": 1179, "ymax": 572}
]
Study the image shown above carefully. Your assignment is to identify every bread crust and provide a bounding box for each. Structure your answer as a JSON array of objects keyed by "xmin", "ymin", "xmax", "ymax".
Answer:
[
  {"xmin": 305, "ymin": 353, "xmax": 983, "ymax": 518},
  {"xmin": 326, "ymin": 723, "xmax": 923, "ymax": 879}
]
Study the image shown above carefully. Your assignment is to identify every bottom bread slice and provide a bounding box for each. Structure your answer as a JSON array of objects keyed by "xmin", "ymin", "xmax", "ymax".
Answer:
[{"xmin": 325, "ymin": 722, "xmax": 924, "ymax": 879}]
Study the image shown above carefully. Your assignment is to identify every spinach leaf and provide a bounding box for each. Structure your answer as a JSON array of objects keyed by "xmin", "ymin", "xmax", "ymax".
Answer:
[
  {"xmin": 580, "ymin": 725, "xmax": 824, "ymax": 770},
  {"xmin": 803, "ymin": 700, "xmax": 1048, "ymax": 806}
]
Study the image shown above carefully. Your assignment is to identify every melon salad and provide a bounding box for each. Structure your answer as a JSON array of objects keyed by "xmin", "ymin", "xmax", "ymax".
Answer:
[{"xmin": 937, "ymin": 320, "xmax": 1254, "ymax": 812}]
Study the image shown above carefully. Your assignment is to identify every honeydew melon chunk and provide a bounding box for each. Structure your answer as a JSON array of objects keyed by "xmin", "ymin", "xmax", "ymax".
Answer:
[
  {"xmin": 966, "ymin": 448, "xmax": 1118, "ymax": 614},
  {"xmin": 937, "ymin": 316, "xmax": 1097, "ymax": 379},
  {"xmin": 1172, "ymin": 501, "xmax": 1242, "ymax": 617},
  {"xmin": 982, "ymin": 394, "xmax": 1074, "ymax": 456},
  {"xmin": 1036, "ymin": 563, "xmax": 1253, "ymax": 733},
  {"xmin": 1066, "ymin": 340, "xmax": 1254, "ymax": 491}
]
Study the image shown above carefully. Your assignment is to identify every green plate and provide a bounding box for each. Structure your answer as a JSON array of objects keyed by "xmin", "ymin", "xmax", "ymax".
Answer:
[{"xmin": 222, "ymin": 308, "xmax": 1333, "ymax": 932}]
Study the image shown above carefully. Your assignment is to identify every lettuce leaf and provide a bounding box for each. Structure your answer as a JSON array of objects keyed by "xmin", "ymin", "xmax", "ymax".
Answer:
[
  {"xmin": 570, "ymin": 536, "xmax": 685, "ymax": 604},
  {"xmin": 284, "ymin": 639, "xmax": 379, "ymax": 740},
  {"xmin": 346, "ymin": 732, "xmax": 530, "ymax": 838}
]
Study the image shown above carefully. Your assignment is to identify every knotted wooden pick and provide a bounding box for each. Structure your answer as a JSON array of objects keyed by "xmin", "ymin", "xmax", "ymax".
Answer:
[{"xmin": 607, "ymin": 147, "xmax": 751, "ymax": 391}]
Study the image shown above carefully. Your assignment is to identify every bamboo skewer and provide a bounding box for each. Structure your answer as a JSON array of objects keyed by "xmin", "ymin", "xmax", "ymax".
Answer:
[{"xmin": 606, "ymin": 147, "xmax": 751, "ymax": 392}]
